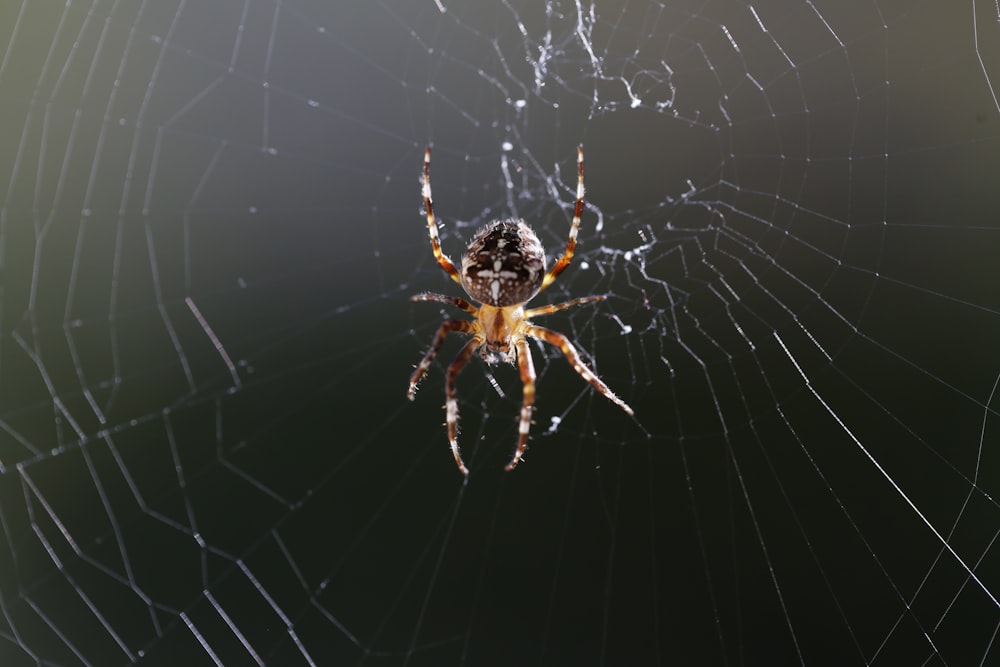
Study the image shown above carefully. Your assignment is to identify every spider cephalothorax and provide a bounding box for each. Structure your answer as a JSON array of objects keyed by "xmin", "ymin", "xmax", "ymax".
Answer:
[{"xmin": 408, "ymin": 146, "xmax": 633, "ymax": 476}]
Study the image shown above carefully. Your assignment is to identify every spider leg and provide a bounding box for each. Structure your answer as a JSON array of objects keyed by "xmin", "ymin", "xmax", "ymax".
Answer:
[
  {"xmin": 524, "ymin": 294, "xmax": 606, "ymax": 319},
  {"xmin": 526, "ymin": 324, "xmax": 634, "ymax": 416},
  {"xmin": 423, "ymin": 147, "xmax": 463, "ymax": 285},
  {"xmin": 446, "ymin": 335, "xmax": 485, "ymax": 476},
  {"xmin": 539, "ymin": 145, "xmax": 585, "ymax": 293},
  {"xmin": 411, "ymin": 291, "xmax": 478, "ymax": 315},
  {"xmin": 408, "ymin": 319, "xmax": 474, "ymax": 400},
  {"xmin": 505, "ymin": 337, "xmax": 536, "ymax": 472}
]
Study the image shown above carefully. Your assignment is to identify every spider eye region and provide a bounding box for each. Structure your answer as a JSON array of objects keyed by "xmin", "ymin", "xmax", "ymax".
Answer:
[
  {"xmin": 461, "ymin": 220, "xmax": 545, "ymax": 306},
  {"xmin": 482, "ymin": 340, "xmax": 514, "ymax": 365}
]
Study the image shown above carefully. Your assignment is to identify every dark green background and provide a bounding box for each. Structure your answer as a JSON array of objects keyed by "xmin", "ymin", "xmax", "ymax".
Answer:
[{"xmin": 1, "ymin": 1, "xmax": 998, "ymax": 665}]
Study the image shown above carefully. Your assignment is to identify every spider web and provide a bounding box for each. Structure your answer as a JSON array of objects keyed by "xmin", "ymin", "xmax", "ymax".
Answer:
[{"xmin": 2, "ymin": 0, "xmax": 999, "ymax": 664}]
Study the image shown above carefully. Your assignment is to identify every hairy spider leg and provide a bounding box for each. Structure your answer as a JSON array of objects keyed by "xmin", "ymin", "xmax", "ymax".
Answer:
[
  {"xmin": 408, "ymin": 319, "xmax": 474, "ymax": 400},
  {"xmin": 539, "ymin": 145, "xmax": 585, "ymax": 293},
  {"xmin": 410, "ymin": 291, "xmax": 478, "ymax": 315},
  {"xmin": 524, "ymin": 294, "xmax": 606, "ymax": 319},
  {"xmin": 526, "ymin": 324, "xmax": 634, "ymax": 416},
  {"xmin": 505, "ymin": 337, "xmax": 537, "ymax": 471},
  {"xmin": 423, "ymin": 148, "xmax": 462, "ymax": 284},
  {"xmin": 446, "ymin": 335, "xmax": 485, "ymax": 476}
]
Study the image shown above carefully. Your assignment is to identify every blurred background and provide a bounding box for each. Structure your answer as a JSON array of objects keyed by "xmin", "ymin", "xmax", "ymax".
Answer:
[{"xmin": 1, "ymin": 1, "xmax": 999, "ymax": 665}]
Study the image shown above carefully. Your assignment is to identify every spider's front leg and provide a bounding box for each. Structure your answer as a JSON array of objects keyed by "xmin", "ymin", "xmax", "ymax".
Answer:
[
  {"xmin": 445, "ymin": 335, "xmax": 485, "ymax": 476},
  {"xmin": 408, "ymin": 319, "xmax": 473, "ymax": 400},
  {"xmin": 527, "ymin": 324, "xmax": 634, "ymax": 416},
  {"xmin": 505, "ymin": 337, "xmax": 536, "ymax": 472}
]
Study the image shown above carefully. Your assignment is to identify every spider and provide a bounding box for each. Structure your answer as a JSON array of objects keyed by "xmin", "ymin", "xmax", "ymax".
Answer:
[{"xmin": 408, "ymin": 146, "xmax": 633, "ymax": 476}]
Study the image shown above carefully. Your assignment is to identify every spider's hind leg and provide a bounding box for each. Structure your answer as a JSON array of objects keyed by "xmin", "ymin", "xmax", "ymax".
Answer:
[
  {"xmin": 538, "ymin": 145, "xmax": 585, "ymax": 294},
  {"xmin": 411, "ymin": 292, "xmax": 478, "ymax": 315},
  {"xmin": 524, "ymin": 294, "xmax": 606, "ymax": 319},
  {"xmin": 422, "ymin": 147, "xmax": 463, "ymax": 285}
]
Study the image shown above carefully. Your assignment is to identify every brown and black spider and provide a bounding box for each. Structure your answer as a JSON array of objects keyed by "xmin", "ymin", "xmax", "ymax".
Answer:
[{"xmin": 408, "ymin": 146, "xmax": 633, "ymax": 475}]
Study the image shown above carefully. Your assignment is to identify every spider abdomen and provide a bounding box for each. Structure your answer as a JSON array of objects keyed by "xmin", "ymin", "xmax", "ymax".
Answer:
[{"xmin": 461, "ymin": 220, "xmax": 546, "ymax": 307}]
